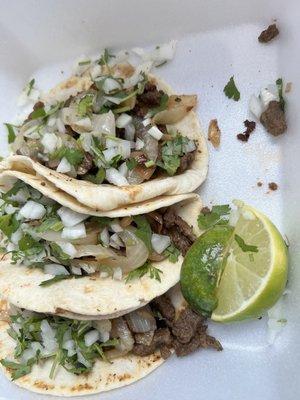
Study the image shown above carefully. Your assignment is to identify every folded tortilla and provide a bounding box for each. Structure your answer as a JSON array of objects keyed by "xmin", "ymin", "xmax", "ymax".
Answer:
[
  {"xmin": 1, "ymin": 74, "xmax": 208, "ymax": 212},
  {"xmin": 0, "ymin": 171, "xmax": 201, "ymax": 318},
  {"xmin": 0, "ymin": 286, "xmax": 186, "ymax": 396}
]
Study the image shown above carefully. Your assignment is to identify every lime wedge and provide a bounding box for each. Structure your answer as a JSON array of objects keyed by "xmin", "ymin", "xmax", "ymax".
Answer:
[{"xmin": 212, "ymin": 202, "xmax": 288, "ymax": 322}]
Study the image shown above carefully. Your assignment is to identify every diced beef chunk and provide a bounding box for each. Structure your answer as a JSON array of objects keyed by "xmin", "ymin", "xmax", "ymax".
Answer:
[
  {"xmin": 258, "ymin": 23, "xmax": 279, "ymax": 43},
  {"xmin": 178, "ymin": 150, "xmax": 196, "ymax": 173},
  {"xmin": 152, "ymin": 295, "xmax": 175, "ymax": 323},
  {"xmin": 260, "ymin": 100, "xmax": 287, "ymax": 136},
  {"xmin": 171, "ymin": 308, "xmax": 204, "ymax": 344},
  {"xmin": 133, "ymin": 82, "xmax": 164, "ymax": 117},
  {"xmin": 77, "ymin": 152, "xmax": 94, "ymax": 175}
]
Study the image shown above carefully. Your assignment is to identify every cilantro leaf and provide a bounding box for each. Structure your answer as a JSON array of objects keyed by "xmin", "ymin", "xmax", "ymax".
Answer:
[
  {"xmin": 163, "ymin": 244, "xmax": 180, "ymax": 263},
  {"xmin": 84, "ymin": 167, "xmax": 106, "ymax": 184},
  {"xmin": 234, "ymin": 234, "xmax": 258, "ymax": 253},
  {"xmin": 26, "ymin": 78, "xmax": 35, "ymax": 96},
  {"xmin": 224, "ymin": 76, "xmax": 240, "ymax": 101},
  {"xmin": 276, "ymin": 78, "xmax": 285, "ymax": 110},
  {"xmin": 148, "ymin": 93, "xmax": 169, "ymax": 117},
  {"xmin": 0, "ymin": 359, "xmax": 32, "ymax": 380},
  {"xmin": 49, "ymin": 243, "xmax": 70, "ymax": 263},
  {"xmin": 126, "ymin": 158, "xmax": 138, "ymax": 170},
  {"xmin": 29, "ymin": 107, "xmax": 47, "ymax": 120},
  {"xmin": 125, "ymin": 262, "xmax": 163, "ymax": 283},
  {"xmin": 36, "ymin": 217, "xmax": 64, "ymax": 233},
  {"xmin": 39, "ymin": 274, "xmax": 77, "ymax": 287},
  {"xmin": 98, "ymin": 48, "xmax": 115, "ymax": 66},
  {"xmin": 0, "ymin": 214, "xmax": 20, "ymax": 238},
  {"xmin": 50, "ymin": 147, "xmax": 84, "ymax": 166},
  {"xmin": 4, "ymin": 123, "xmax": 17, "ymax": 144},
  {"xmin": 133, "ymin": 215, "xmax": 152, "ymax": 251},
  {"xmin": 198, "ymin": 205, "xmax": 231, "ymax": 230},
  {"xmin": 157, "ymin": 135, "xmax": 192, "ymax": 176},
  {"xmin": 77, "ymin": 94, "xmax": 94, "ymax": 117},
  {"xmin": 158, "ymin": 154, "xmax": 180, "ymax": 176},
  {"xmin": 110, "ymin": 154, "xmax": 123, "ymax": 168},
  {"xmin": 18, "ymin": 234, "xmax": 43, "ymax": 255}
]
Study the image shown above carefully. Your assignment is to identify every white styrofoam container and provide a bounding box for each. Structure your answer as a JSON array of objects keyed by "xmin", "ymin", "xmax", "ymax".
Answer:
[{"xmin": 0, "ymin": 0, "xmax": 299, "ymax": 399}]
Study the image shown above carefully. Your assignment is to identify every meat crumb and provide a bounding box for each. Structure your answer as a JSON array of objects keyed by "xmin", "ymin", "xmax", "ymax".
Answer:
[
  {"xmin": 260, "ymin": 101, "xmax": 287, "ymax": 136},
  {"xmin": 257, "ymin": 181, "xmax": 263, "ymax": 187},
  {"xmin": 237, "ymin": 120, "xmax": 256, "ymax": 142},
  {"xmin": 268, "ymin": 182, "xmax": 278, "ymax": 191},
  {"xmin": 200, "ymin": 206, "xmax": 211, "ymax": 215},
  {"xmin": 258, "ymin": 23, "xmax": 279, "ymax": 43},
  {"xmin": 208, "ymin": 119, "xmax": 221, "ymax": 148},
  {"xmin": 285, "ymin": 82, "xmax": 292, "ymax": 93}
]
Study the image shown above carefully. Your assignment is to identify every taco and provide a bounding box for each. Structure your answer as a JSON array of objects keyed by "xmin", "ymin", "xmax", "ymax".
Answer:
[
  {"xmin": 5, "ymin": 52, "xmax": 208, "ymax": 211},
  {"xmin": 0, "ymin": 176, "xmax": 201, "ymax": 318},
  {"xmin": 0, "ymin": 288, "xmax": 222, "ymax": 396}
]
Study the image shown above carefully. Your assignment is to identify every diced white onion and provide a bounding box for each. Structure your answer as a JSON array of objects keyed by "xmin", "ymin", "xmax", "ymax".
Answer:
[
  {"xmin": 118, "ymin": 162, "xmax": 128, "ymax": 177},
  {"xmin": 56, "ymin": 118, "xmax": 66, "ymax": 134},
  {"xmin": 103, "ymin": 147, "xmax": 120, "ymax": 162},
  {"xmin": 110, "ymin": 221, "xmax": 123, "ymax": 233},
  {"xmin": 21, "ymin": 348, "xmax": 36, "ymax": 363},
  {"xmin": 104, "ymin": 95, "xmax": 123, "ymax": 105},
  {"xmin": 10, "ymin": 188, "xmax": 30, "ymax": 203},
  {"xmin": 74, "ymin": 117, "xmax": 92, "ymax": 131},
  {"xmin": 100, "ymin": 227, "xmax": 110, "ymax": 246},
  {"xmin": 47, "ymin": 116, "xmax": 57, "ymax": 127},
  {"xmin": 90, "ymin": 65, "xmax": 102, "ymax": 79},
  {"xmin": 148, "ymin": 125, "xmax": 163, "ymax": 140},
  {"xmin": 71, "ymin": 266, "xmax": 82, "ymax": 275},
  {"xmin": 110, "ymin": 233, "xmax": 124, "ymax": 249},
  {"xmin": 142, "ymin": 118, "xmax": 151, "ymax": 127},
  {"xmin": 61, "ymin": 222, "xmax": 86, "ymax": 240},
  {"xmin": 41, "ymin": 320, "xmax": 58, "ymax": 354},
  {"xmin": 79, "ymin": 133, "xmax": 92, "ymax": 152},
  {"xmin": 41, "ymin": 133, "xmax": 58, "ymax": 153},
  {"xmin": 103, "ymin": 78, "xmax": 121, "ymax": 94},
  {"xmin": 84, "ymin": 329, "xmax": 100, "ymax": 346},
  {"xmin": 81, "ymin": 263, "xmax": 96, "ymax": 274},
  {"xmin": 19, "ymin": 200, "xmax": 46, "ymax": 220},
  {"xmin": 135, "ymin": 40, "xmax": 177, "ymax": 67},
  {"xmin": 260, "ymin": 88, "xmax": 278, "ymax": 109},
  {"xmin": 249, "ymin": 95, "xmax": 263, "ymax": 119},
  {"xmin": 135, "ymin": 138, "xmax": 144, "ymax": 150},
  {"xmin": 57, "ymin": 207, "xmax": 88, "ymax": 227},
  {"xmin": 106, "ymin": 168, "xmax": 129, "ymax": 186},
  {"xmin": 56, "ymin": 157, "xmax": 72, "ymax": 173},
  {"xmin": 10, "ymin": 229, "xmax": 23, "ymax": 245},
  {"xmin": 151, "ymin": 233, "xmax": 171, "ymax": 254},
  {"xmin": 63, "ymin": 339, "xmax": 75, "ymax": 351},
  {"xmin": 116, "ymin": 113, "xmax": 132, "ymax": 129},
  {"xmin": 56, "ymin": 241, "xmax": 77, "ymax": 258},
  {"xmin": 113, "ymin": 267, "xmax": 123, "ymax": 280},
  {"xmin": 31, "ymin": 341, "xmax": 43, "ymax": 353},
  {"xmin": 100, "ymin": 271, "xmax": 109, "ymax": 278},
  {"xmin": 123, "ymin": 61, "xmax": 153, "ymax": 89},
  {"xmin": 124, "ymin": 123, "xmax": 135, "ymax": 141},
  {"xmin": 5, "ymin": 204, "xmax": 18, "ymax": 215},
  {"xmin": 92, "ymin": 111, "xmax": 116, "ymax": 136},
  {"xmin": 77, "ymin": 350, "xmax": 91, "ymax": 368},
  {"xmin": 44, "ymin": 263, "xmax": 69, "ymax": 276}
]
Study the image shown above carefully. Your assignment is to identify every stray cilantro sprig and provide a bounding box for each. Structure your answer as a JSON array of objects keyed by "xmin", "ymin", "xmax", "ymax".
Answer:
[
  {"xmin": 163, "ymin": 244, "xmax": 180, "ymax": 263},
  {"xmin": 133, "ymin": 215, "xmax": 152, "ymax": 251},
  {"xmin": 198, "ymin": 205, "xmax": 231, "ymax": 230},
  {"xmin": 4, "ymin": 123, "xmax": 18, "ymax": 144},
  {"xmin": 224, "ymin": 76, "xmax": 240, "ymax": 101},
  {"xmin": 126, "ymin": 262, "xmax": 163, "ymax": 283},
  {"xmin": 98, "ymin": 48, "xmax": 115, "ymax": 66},
  {"xmin": 276, "ymin": 78, "xmax": 285, "ymax": 110},
  {"xmin": 234, "ymin": 234, "xmax": 258, "ymax": 253}
]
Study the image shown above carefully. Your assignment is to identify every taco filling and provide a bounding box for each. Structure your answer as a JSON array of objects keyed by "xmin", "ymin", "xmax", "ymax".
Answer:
[
  {"xmin": 9, "ymin": 50, "xmax": 197, "ymax": 186},
  {"xmin": 0, "ymin": 180, "xmax": 195, "ymax": 285},
  {"xmin": 0, "ymin": 294, "xmax": 221, "ymax": 381}
]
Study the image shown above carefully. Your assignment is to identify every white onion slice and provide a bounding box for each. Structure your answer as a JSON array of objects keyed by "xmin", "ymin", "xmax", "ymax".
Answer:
[
  {"xmin": 19, "ymin": 200, "xmax": 46, "ymax": 220},
  {"xmin": 73, "ymin": 117, "xmax": 92, "ymax": 131},
  {"xmin": 103, "ymin": 78, "xmax": 121, "ymax": 94},
  {"xmin": 106, "ymin": 168, "xmax": 129, "ymax": 186},
  {"xmin": 44, "ymin": 263, "xmax": 69, "ymax": 276},
  {"xmin": 92, "ymin": 111, "xmax": 116, "ymax": 136},
  {"xmin": 118, "ymin": 162, "xmax": 128, "ymax": 177},
  {"xmin": 249, "ymin": 95, "xmax": 263, "ymax": 119},
  {"xmin": 116, "ymin": 113, "xmax": 132, "ymax": 129},
  {"xmin": 41, "ymin": 133, "xmax": 58, "ymax": 153},
  {"xmin": 57, "ymin": 207, "xmax": 88, "ymax": 227},
  {"xmin": 151, "ymin": 233, "xmax": 171, "ymax": 254},
  {"xmin": 148, "ymin": 125, "xmax": 163, "ymax": 140},
  {"xmin": 56, "ymin": 241, "xmax": 77, "ymax": 258},
  {"xmin": 56, "ymin": 157, "xmax": 72, "ymax": 173},
  {"xmin": 103, "ymin": 147, "xmax": 120, "ymax": 162},
  {"xmin": 110, "ymin": 221, "xmax": 123, "ymax": 233},
  {"xmin": 61, "ymin": 223, "xmax": 86, "ymax": 240},
  {"xmin": 100, "ymin": 227, "xmax": 110, "ymax": 246},
  {"xmin": 84, "ymin": 330, "xmax": 100, "ymax": 346}
]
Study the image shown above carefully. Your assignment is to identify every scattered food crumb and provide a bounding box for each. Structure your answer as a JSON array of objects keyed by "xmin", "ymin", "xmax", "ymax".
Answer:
[
  {"xmin": 285, "ymin": 82, "xmax": 292, "ymax": 93},
  {"xmin": 258, "ymin": 23, "xmax": 279, "ymax": 43},
  {"xmin": 268, "ymin": 182, "xmax": 278, "ymax": 191},
  {"xmin": 260, "ymin": 101, "xmax": 287, "ymax": 136},
  {"xmin": 61, "ymin": 70, "xmax": 64, "ymax": 74},
  {"xmin": 237, "ymin": 120, "xmax": 256, "ymax": 142},
  {"xmin": 201, "ymin": 206, "xmax": 211, "ymax": 215},
  {"xmin": 257, "ymin": 181, "xmax": 263, "ymax": 187},
  {"xmin": 208, "ymin": 119, "xmax": 221, "ymax": 148}
]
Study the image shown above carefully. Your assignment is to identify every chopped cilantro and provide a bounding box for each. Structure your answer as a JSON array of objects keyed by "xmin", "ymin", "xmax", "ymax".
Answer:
[
  {"xmin": 157, "ymin": 135, "xmax": 191, "ymax": 176},
  {"xmin": 98, "ymin": 48, "xmax": 115, "ymax": 66},
  {"xmin": 0, "ymin": 214, "xmax": 20, "ymax": 238},
  {"xmin": 276, "ymin": 78, "xmax": 285, "ymax": 110},
  {"xmin": 50, "ymin": 147, "xmax": 84, "ymax": 166},
  {"xmin": 26, "ymin": 78, "xmax": 35, "ymax": 96},
  {"xmin": 133, "ymin": 215, "xmax": 152, "ymax": 251},
  {"xmin": 29, "ymin": 107, "xmax": 47, "ymax": 120},
  {"xmin": 78, "ymin": 60, "xmax": 91, "ymax": 66},
  {"xmin": 18, "ymin": 234, "xmax": 43, "ymax": 255},
  {"xmin": 126, "ymin": 158, "xmax": 138, "ymax": 170},
  {"xmin": 0, "ymin": 359, "xmax": 34, "ymax": 381},
  {"xmin": 163, "ymin": 244, "xmax": 180, "ymax": 263},
  {"xmin": 77, "ymin": 94, "xmax": 94, "ymax": 117},
  {"xmin": 110, "ymin": 154, "xmax": 123, "ymax": 168},
  {"xmin": 197, "ymin": 205, "xmax": 231, "ymax": 230},
  {"xmin": 49, "ymin": 243, "xmax": 70, "ymax": 263},
  {"xmin": 5, "ymin": 123, "xmax": 17, "ymax": 144},
  {"xmin": 148, "ymin": 93, "xmax": 169, "ymax": 117},
  {"xmin": 125, "ymin": 261, "xmax": 163, "ymax": 283},
  {"xmin": 36, "ymin": 217, "xmax": 63, "ymax": 233},
  {"xmin": 84, "ymin": 167, "xmax": 106, "ymax": 184},
  {"xmin": 145, "ymin": 160, "xmax": 155, "ymax": 168},
  {"xmin": 39, "ymin": 274, "xmax": 75, "ymax": 287},
  {"xmin": 234, "ymin": 234, "xmax": 258, "ymax": 253},
  {"xmin": 223, "ymin": 76, "xmax": 240, "ymax": 101}
]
